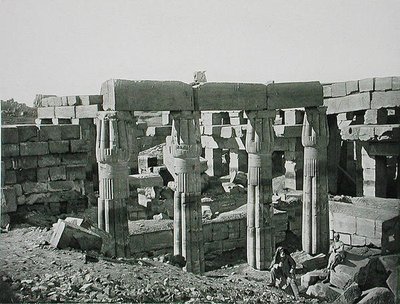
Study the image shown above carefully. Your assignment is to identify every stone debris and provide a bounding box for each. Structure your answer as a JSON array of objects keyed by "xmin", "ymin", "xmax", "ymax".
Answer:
[{"xmin": 358, "ymin": 287, "xmax": 395, "ymax": 304}]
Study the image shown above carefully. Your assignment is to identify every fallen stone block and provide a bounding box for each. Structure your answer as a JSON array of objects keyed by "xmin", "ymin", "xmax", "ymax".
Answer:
[
  {"xmin": 50, "ymin": 219, "xmax": 102, "ymax": 251},
  {"xmin": 386, "ymin": 269, "xmax": 399, "ymax": 304},
  {"xmin": 330, "ymin": 253, "xmax": 370, "ymax": 289},
  {"xmin": 306, "ymin": 283, "xmax": 341, "ymax": 302},
  {"xmin": 301, "ymin": 270, "xmax": 328, "ymax": 288},
  {"xmin": 358, "ymin": 287, "xmax": 395, "ymax": 304},
  {"xmin": 302, "ymin": 253, "xmax": 327, "ymax": 271},
  {"xmin": 332, "ymin": 282, "xmax": 361, "ymax": 304}
]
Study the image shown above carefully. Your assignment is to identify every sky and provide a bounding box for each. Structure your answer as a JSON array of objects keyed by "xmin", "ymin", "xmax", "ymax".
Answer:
[{"xmin": 1, "ymin": 0, "xmax": 400, "ymax": 106}]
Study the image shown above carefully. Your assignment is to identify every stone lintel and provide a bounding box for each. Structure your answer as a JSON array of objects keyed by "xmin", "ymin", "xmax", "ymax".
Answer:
[
  {"xmin": 266, "ymin": 81, "xmax": 323, "ymax": 110},
  {"xmin": 194, "ymin": 82, "xmax": 267, "ymax": 110},
  {"xmin": 101, "ymin": 79, "xmax": 194, "ymax": 111},
  {"xmin": 274, "ymin": 124, "xmax": 303, "ymax": 138},
  {"xmin": 324, "ymin": 92, "xmax": 371, "ymax": 114},
  {"xmin": 371, "ymin": 91, "xmax": 400, "ymax": 109},
  {"xmin": 341, "ymin": 124, "xmax": 400, "ymax": 141}
]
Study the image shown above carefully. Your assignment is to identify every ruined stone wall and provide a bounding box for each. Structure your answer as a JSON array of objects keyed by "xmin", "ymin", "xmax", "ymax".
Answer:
[{"xmin": 1, "ymin": 124, "xmax": 93, "ymax": 225}]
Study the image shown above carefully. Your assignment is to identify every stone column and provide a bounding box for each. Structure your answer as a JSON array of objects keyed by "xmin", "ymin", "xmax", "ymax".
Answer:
[
  {"xmin": 245, "ymin": 110, "xmax": 275, "ymax": 270},
  {"xmin": 96, "ymin": 111, "xmax": 136, "ymax": 257},
  {"xmin": 170, "ymin": 110, "xmax": 204, "ymax": 274},
  {"xmin": 302, "ymin": 107, "xmax": 329, "ymax": 254}
]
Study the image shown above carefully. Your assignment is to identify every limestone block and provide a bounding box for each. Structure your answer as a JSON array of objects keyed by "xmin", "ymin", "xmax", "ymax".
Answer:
[
  {"xmin": 66, "ymin": 165, "xmax": 86, "ymax": 180},
  {"xmin": 143, "ymin": 230, "xmax": 173, "ymax": 251},
  {"xmin": 37, "ymin": 107, "xmax": 55, "ymax": 118},
  {"xmin": 47, "ymin": 180, "xmax": 80, "ymax": 192},
  {"xmin": 13, "ymin": 156, "xmax": 38, "ymax": 169},
  {"xmin": 267, "ymin": 81, "xmax": 323, "ymax": 109},
  {"xmin": 4, "ymin": 170, "xmax": 17, "ymax": 184},
  {"xmin": 1, "ymin": 144, "xmax": 19, "ymax": 157},
  {"xmin": 351, "ymin": 234, "xmax": 366, "ymax": 246},
  {"xmin": 52, "ymin": 118, "xmax": 72, "ymax": 125},
  {"xmin": 195, "ymin": 82, "xmax": 266, "ymax": 110},
  {"xmin": 101, "ymin": 79, "xmax": 194, "ymax": 111},
  {"xmin": 16, "ymin": 168, "xmax": 37, "ymax": 183},
  {"xmin": 204, "ymin": 240, "xmax": 223, "ymax": 254},
  {"xmin": 61, "ymin": 153, "xmax": 88, "ymax": 165},
  {"xmin": 17, "ymin": 125, "xmax": 38, "ymax": 142},
  {"xmin": 1, "ymin": 126, "xmax": 19, "ymax": 144},
  {"xmin": 38, "ymin": 154, "xmax": 61, "ymax": 167},
  {"xmin": 356, "ymin": 217, "xmax": 375, "ymax": 238},
  {"xmin": 386, "ymin": 269, "xmax": 399, "ymax": 303},
  {"xmin": 331, "ymin": 82, "xmax": 347, "ymax": 97},
  {"xmin": 301, "ymin": 270, "xmax": 328, "ymax": 288},
  {"xmin": 75, "ymin": 105, "xmax": 100, "ymax": 118},
  {"xmin": 212, "ymin": 222, "xmax": 229, "ymax": 240},
  {"xmin": 20, "ymin": 142, "xmax": 49, "ymax": 156},
  {"xmin": 60, "ymin": 125, "xmax": 80, "ymax": 140},
  {"xmin": 330, "ymin": 253, "xmax": 370, "ymax": 289},
  {"xmin": 128, "ymin": 173, "xmax": 163, "ymax": 188},
  {"xmin": 50, "ymin": 219, "xmax": 102, "ymax": 251},
  {"xmin": 332, "ymin": 282, "xmax": 361, "ymax": 304},
  {"xmin": 22, "ymin": 182, "xmax": 48, "ymax": 194},
  {"xmin": 1, "ymin": 186, "xmax": 17, "ymax": 213},
  {"xmin": 324, "ymin": 92, "xmax": 370, "ymax": 114},
  {"xmin": 49, "ymin": 166, "xmax": 67, "ymax": 181},
  {"xmin": 359, "ymin": 78, "xmax": 374, "ymax": 92},
  {"xmin": 346, "ymin": 80, "xmax": 359, "ymax": 95},
  {"xmin": 358, "ymin": 287, "xmax": 395, "ymax": 304},
  {"xmin": 331, "ymin": 212, "xmax": 356, "ymax": 234},
  {"xmin": 37, "ymin": 167, "xmax": 49, "ymax": 182},
  {"xmin": 55, "ymin": 106, "xmax": 76, "ymax": 118},
  {"xmin": 323, "ymin": 85, "xmax": 332, "ymax": 98},
  {"xmin": 302, "ymin": 253, "xmax": 327, "ymax": 271},
  {"xmin": 375, "ymin": 77, "xmax": 393, "ymax": 91},
  {"xmin": 70, "ymin": 139, "xmax": 90, "ymax": 153},
  {"xmin": 41, "ymin": 97, "xmax": 63, "ymax": 107},
  {"xmin": 341, "ymin": 124, "xmax": 400, "ymax": 141},
  {"xmin": 38, "ymin": 125, "xmax": 62, "ymax": 141},
  {"xmin": 48, "ymin": 140, "xmax": 69, "ymax": 153},
  {"xmin": 67, "ymin": 96, "xmax": 79, "ymax": 106},
  {"xmin": 79, "ymin": 95, "xmax": 103, "ymax": 106},
  {"xmin": 129, "ymin": 234, "xmax": 145, "ymax": 253},
  {"xmin": 306, "ymin": 283, "xmax": 341, "ymax": 302},
  {"xmin": 371, "ymin": 91, "xmax": 400, "ymax": 109}
]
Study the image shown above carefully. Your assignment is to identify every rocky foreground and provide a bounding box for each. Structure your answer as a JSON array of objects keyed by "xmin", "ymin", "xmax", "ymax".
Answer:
[{"xmin": 0, "ymin": 226, "xmax": 318, "ymax": 303}]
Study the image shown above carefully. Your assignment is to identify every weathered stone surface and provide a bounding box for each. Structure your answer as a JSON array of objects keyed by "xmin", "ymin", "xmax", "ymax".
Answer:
[
  {"xmin": 332, "ymin": 82, "xmax": 347, "ymax": 97},
  {"xmin": 358, "ymin": 287, "xmax": 395, "ymax": 304},
  {"xmin": 367, "ymin": 142, "xmax": 400, "ymax": 156},
  {"xmin": 61, "ymin": 153, "xmax": 88, "ymax": 165},
  {"xmin": 306, "ymin": 283, "xmax": 341, "ymax": 302},
  {"xmin": 55, "ymin": 106, "xmax": 76, "ymax": 118},
  {"xmin": 341, "ymin": 124, "xmax": 400, "ymax": 141},
  {"xmin": 386, "ymin": 269, "xmax": 399, "ymax": 303},
  {"xmin": 324, "ymin": 92, "xmax": 370, "ymax": 114},
  {"xmin": 17, "ymin": 125, "xmax": 38, "ymax": 142},
  {"xmin": 70, "ymin": 139, "xmax": 90, "ymax": 153},
  {"xmin": 101, "ymin": 79, "xmax": 194, "ymax": 111},
  {"xmin": 301, "ymin": 270, "xmax": 328, "ymax": 288},
  {"xmin": 20, "ymin": 142, "xmax": 49, "ymax": 156},
  {"xmin": 75, "ymin": 105, "xmax": 100, "ymax": 118},
  {"xmin": 79, "ymin": 95, "xmax": 103, "ymax": 105},
  {"xmin": 323, "ymin": 85, "xmax": 332, "ymax": 97},
  {"xmin": 364, "ymin": 109, "xmax": 387, "ymax": 125},
  {"xmin": 371, "ymin": 91, "xmax": 400, "ymax": 109},
  {"xmin": 1, "ymin": 186, "xmax": 17, "ymax": 213},
  {"xmin": 60, "ymin": 125, "xmax": 80, "ymax": 140},
  {"xmin": 37, "ymin": 167, "xmax": 50, "ymax": 182},
  {"xmin": 38, "ymin": 154, "xmax": 61, "ymax": 167},
  {"xmin": 274, "ymin": 124, "xmax": 303, "ymax": 138},
  {"xmin": 2, "ymin": 144, "xmax": 20, "ymax": 157},
  {"xmin": 22, "ymin": 182, "xmax": 48, "ymax": 194},
  {"xmin": 49, "ymin": 166, "xmax": 67, "ymax": 181},
  {"xmin": 128, "ymin": 173, "xmax": 163, "ymax": 188},
  {"xmin": 332, "ymin": 282, "xmax": 361, "ymax": 304},
  {"xmin": 196, "ymin": 82, "xmax": 266, "ymax": 110},
  {"xmin": 359, "ymin": 78, "xmax": 374, "ymax": 92},
  {"xmin": 37, "ymin": 106, "xmax": 55, "ymax": 118},
  {"xmin": 375, "ymin": 77, "xmax": 393, "ymax": 91},
  {"xmin": 38, "ymin": 125, "xmax": 62, "ymax": 141},
  {"xmin": 41, "ymin": 96, "xmax": 63, "ymax": 107},
  {"xmin": 13, "ymin": 156, "xmax": 38, "ymax": 169},
  {"xmin": 1, "ymin": 126, "xmax": 19, "ymax": 144},
  {"xmin": 50, "ymin": 219, "xmax": 102, "ymax": 251},
  {"xmin": 267, "ymin": 81, "xmax": 323, "ymax": 109},
  {"xmin": 66, "ymin": 165, "xmax": 86, "ymax": 180},
  {"xmin": 346, "ymin": 80, "xmax": 359, "ymax": 95},
  {"xmin": 48, "ymin": 140, "xmax": 70, "ymax": 154},
  {"xmin": 330, "ymin": 253, "xmax": 370, "ymax": 289}
]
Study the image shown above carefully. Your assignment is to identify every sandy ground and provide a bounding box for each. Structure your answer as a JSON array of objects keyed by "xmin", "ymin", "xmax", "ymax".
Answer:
[{"xmin": 0, "ymin": 225, "xmax": 323, "ymax": 303}]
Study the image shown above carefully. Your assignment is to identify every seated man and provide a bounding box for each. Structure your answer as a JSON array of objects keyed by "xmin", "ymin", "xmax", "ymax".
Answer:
[
  {"xmin": 267, "ymin": 247, "xmax": 299, "ymax": 299},
  {"xmin": 323, "ymin": 232, "xmax": 345, "ymax": 283}
]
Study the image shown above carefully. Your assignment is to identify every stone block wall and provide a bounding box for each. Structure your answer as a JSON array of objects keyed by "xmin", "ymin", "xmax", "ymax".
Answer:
[
  {"xmin": 329, "ymin": 197, "xmax": 400, "ymax": 253},
  {"xmin": 1, "ymin": 124, "xmax": 93, "ymax": 224}
]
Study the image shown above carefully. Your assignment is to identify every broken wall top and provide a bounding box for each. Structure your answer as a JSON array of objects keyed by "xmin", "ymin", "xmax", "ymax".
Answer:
[{"xmin": 100, "ymin": 79, "xmax": 323, "ymax": 111}]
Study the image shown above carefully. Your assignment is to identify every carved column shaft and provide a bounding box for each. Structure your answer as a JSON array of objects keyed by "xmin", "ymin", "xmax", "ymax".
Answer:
[
  {"xmin": 245, "ymin": 110, "xmax": 275, "ymax": 270},
  {"xmin": 96, "ymin": 111, "xmax": 136, "ymax": 257},
  {"xmin": 171, "ymin": 111, "xmax": 204, "ymax": 274},
  {"xmin": 302, "ymin": 107, "xmax": 329, "ymax": 254}
]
